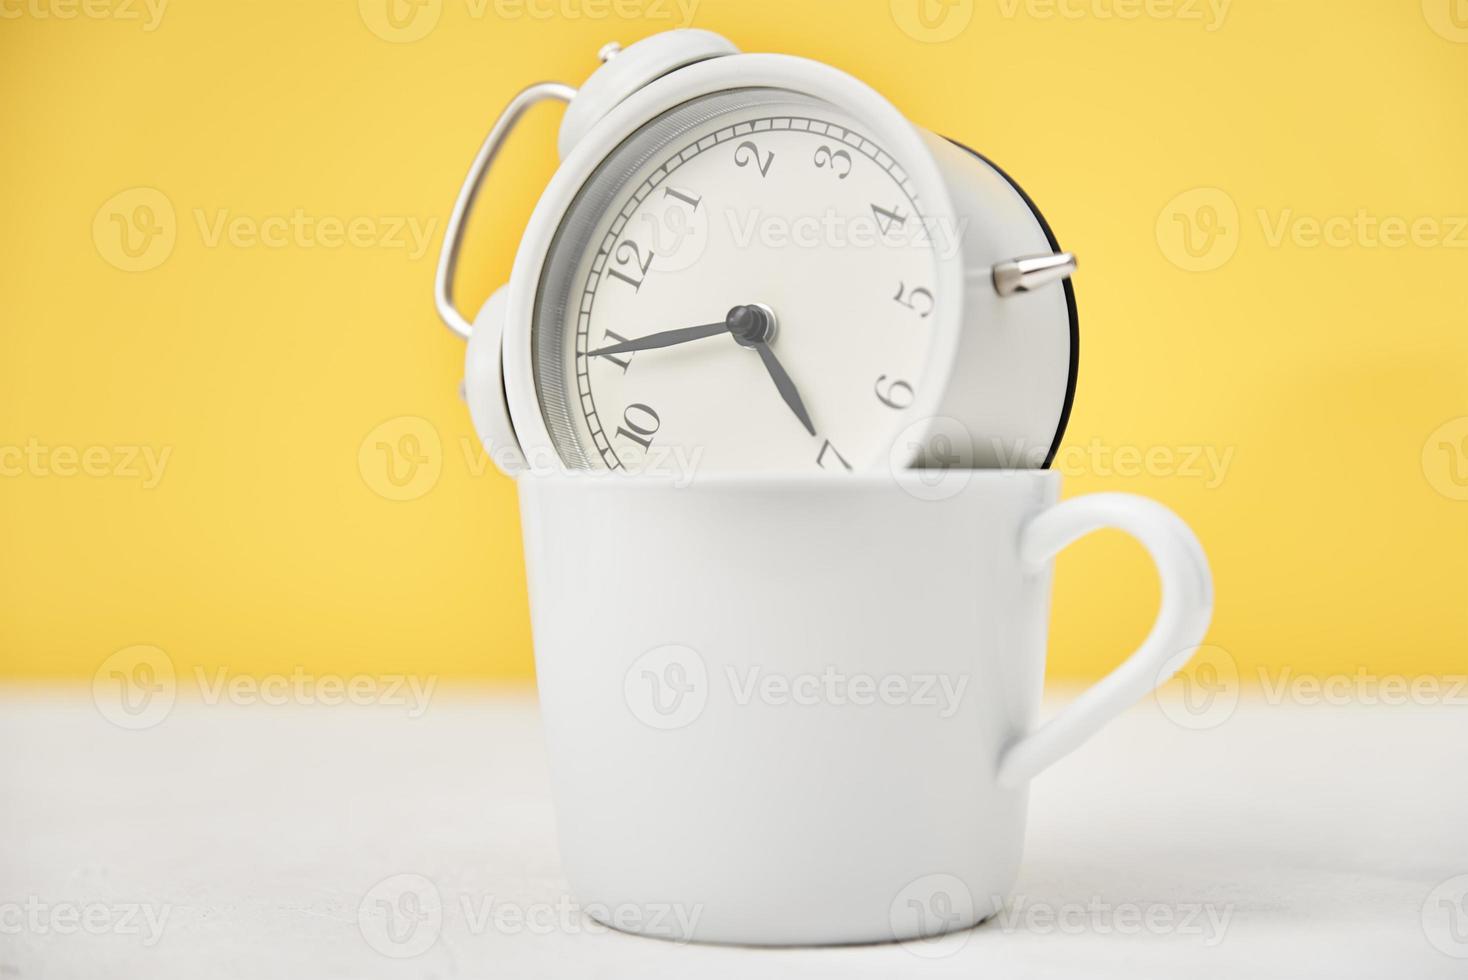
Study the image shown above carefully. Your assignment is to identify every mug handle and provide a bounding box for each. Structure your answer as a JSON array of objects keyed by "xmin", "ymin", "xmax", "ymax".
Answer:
[{"xmin": 996, "ymin": 493, "xmax": 1214, "ymax": 788}]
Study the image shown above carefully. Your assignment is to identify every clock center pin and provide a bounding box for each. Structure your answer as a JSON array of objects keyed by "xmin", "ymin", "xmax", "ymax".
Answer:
[{"xmin": 726, "ymin": 303, "xmax": 778, "ymax": 348}]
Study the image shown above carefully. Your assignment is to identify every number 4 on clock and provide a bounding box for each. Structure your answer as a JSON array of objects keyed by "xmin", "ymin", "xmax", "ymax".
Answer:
[{"xmin": 871, "ymin": 204, "xmax": 907, "ymax": 237}]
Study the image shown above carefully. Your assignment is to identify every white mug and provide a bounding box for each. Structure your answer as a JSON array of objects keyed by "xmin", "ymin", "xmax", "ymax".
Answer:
[{"xmin": 517, "ymin": 470, "xmax": 1213, "ymax": 946}]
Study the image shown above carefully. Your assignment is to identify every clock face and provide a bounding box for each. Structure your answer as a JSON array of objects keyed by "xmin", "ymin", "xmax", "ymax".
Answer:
[{"xmin": 532, "ymin": 88, "xmax": 946, "ymax": 473}]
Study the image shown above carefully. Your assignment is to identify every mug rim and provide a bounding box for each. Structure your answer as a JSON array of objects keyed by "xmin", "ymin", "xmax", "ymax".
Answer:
[{"xmin": 514, "ymin": 469, "xmax": 1062, "ymax": 490}]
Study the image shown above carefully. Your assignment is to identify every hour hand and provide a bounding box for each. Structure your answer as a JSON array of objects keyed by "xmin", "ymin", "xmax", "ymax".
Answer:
[
  {"xmin": 587, "ymin": 320, "xmax": 729, "ymax": 358},
  {"xmin": 751, "ymin": 340, "xmax": 815, "ymax": 436}
]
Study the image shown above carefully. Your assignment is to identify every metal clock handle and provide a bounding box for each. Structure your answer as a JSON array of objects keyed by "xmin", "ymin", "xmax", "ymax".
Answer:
[{"xmin": 434, "ymin": 81, "xmax": 577, "ymax": 341}]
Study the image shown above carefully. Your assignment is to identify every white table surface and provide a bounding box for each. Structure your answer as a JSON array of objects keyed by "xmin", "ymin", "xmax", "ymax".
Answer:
[{"xmin": 2, "ymin": 688, "xmax": 1465, "ymax": 979}]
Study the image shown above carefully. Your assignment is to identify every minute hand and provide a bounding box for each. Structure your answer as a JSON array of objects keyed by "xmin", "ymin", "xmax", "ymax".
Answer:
[{"xmin": 587, "ymin": 321, "xmax": 729, "ymax": 358}]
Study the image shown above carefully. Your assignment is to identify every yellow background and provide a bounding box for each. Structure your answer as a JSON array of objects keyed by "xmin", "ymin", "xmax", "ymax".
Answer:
[{"xmin": 2, "ymin": 0, "xmax": 1464, "ymax": 687}]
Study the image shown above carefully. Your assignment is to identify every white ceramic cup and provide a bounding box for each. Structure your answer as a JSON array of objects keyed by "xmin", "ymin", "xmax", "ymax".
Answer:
[{"xmin": 517, "ymin": 470, "xmax": 1213, "ymax": 947}]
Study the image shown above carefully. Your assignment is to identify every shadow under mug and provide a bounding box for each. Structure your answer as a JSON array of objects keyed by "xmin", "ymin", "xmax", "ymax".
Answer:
[{"xmin": 517, "ymin": 470, "xmax": 1213, "ymax": 946}]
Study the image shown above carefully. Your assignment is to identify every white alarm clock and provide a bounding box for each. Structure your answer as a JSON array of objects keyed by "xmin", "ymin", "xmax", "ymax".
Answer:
[{"xmin": 435, "ymin": 29, "xmax": 1077, "ymax": 476}]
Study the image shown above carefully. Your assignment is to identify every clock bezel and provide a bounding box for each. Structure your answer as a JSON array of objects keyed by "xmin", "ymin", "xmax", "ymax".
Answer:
[{"xmin": 501, "ymin": 53, "xmax": 966, "ymax": 474}]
